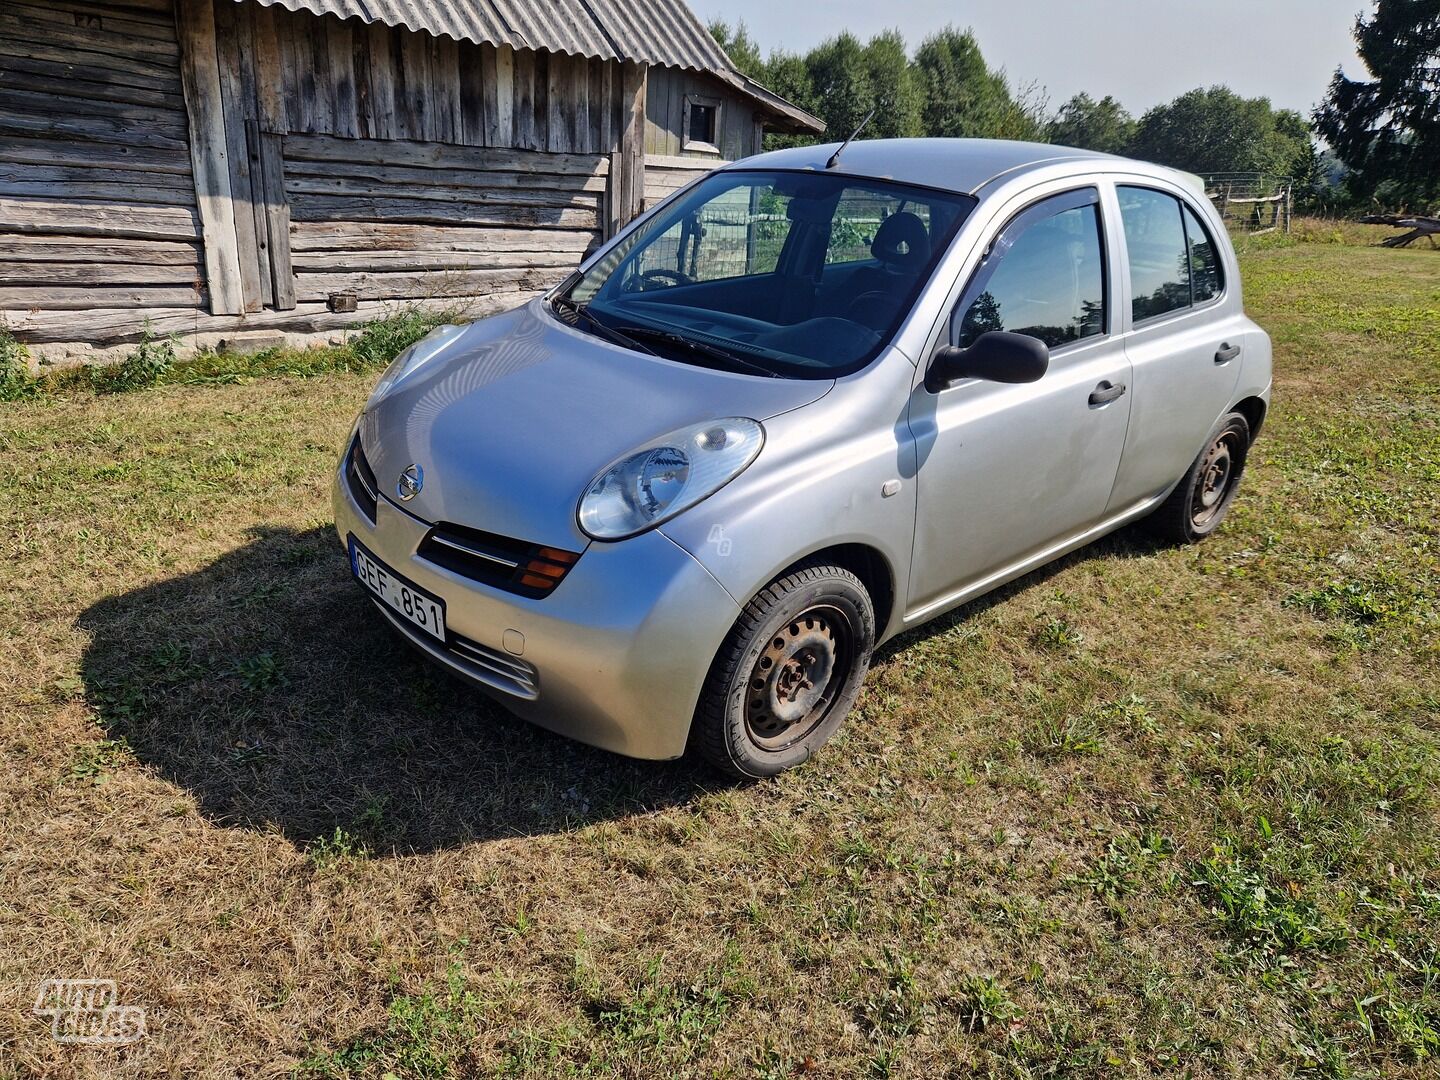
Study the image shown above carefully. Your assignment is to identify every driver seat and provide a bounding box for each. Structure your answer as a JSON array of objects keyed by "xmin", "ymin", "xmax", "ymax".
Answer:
[{"xmin": 822, "ymin": 211, "xmax": 931, "ymax": 327}]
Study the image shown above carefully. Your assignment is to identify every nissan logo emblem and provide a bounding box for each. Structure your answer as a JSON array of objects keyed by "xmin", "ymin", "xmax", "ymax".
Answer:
[{"xmin": 396, "ymin": 464, "xmax": 423, "ymax": 501}]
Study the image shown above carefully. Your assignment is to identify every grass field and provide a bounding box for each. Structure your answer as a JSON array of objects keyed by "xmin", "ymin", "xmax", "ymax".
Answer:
[{"xmin": 2, "ymin": 225, "xmax": 1437, "ymax": 1077}]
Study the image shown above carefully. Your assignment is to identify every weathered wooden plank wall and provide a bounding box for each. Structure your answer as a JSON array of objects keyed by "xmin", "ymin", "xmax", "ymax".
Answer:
[
  {"xmin": 282, "ymin": 134, "xmax": 607, "ymax": 306},
  {"xmin": 0, "ymin": 0, "xmax": 206, "ymax": 323},
  {"xmin": 265, "ymin": 7, "xmax": 626, "ymax": 157},
  {"xmin": 642, "ymin": 154, "xmax": 728, "ymax": 211},
  {"xmin": 2, "ymin": 0, "xmax": 754, "ymax": 354}
]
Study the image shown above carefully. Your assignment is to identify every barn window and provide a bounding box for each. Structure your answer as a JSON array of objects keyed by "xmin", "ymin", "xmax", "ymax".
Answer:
[{"xmin": 682, "ymin": 95, "xmax": 721, "ymax": 155}]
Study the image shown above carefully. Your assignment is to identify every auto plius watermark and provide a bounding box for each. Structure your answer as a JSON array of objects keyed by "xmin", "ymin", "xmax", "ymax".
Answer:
[
  {"xmin": 33, "ymin": 980, "xmax": 146, "ymax": 1045},
  {"xmin": 706, "ymin": 524, "xmax": 733, "ymax": 557}
]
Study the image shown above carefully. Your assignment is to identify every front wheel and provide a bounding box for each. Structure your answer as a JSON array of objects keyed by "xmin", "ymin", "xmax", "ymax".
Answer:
[
  {"xmin": 692, "ymin": 562, "xmax": 876, "ymax": 779},
  {"xmin": 1142, "ymin": 412, "xmax": 1251, "ymax": 544}
]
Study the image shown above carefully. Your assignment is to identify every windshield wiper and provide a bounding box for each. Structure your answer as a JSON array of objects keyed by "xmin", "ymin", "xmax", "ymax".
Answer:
[
  {"xmin": 550, "ymin": 297, "xmax": 661, "ymax": 357},
  {"xmin": 608, "ymin": 324, "xmax": 782, "ymax": 379}
]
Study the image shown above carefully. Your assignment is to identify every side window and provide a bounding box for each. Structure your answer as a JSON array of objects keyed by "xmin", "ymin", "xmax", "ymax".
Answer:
[
  {"xmin": 1118, "ymin": 186, "xmax": 1190, "ymax": 322},
  {"xmin": 1182, "ymin": 204, "xmax": 1224, "ymax": 303},
  {"xmin": 955, "ymin": 191, "xmax": 1106, "ymax": 350}
]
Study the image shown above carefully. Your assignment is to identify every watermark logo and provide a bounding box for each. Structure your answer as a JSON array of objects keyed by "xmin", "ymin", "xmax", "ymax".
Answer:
[
  {"xmin": 706, "ymin": 525, "xmax": 733, "ymax": 557},
  {"xmin": 33, "ymin": 980, "xmax": 146, "ymax": 1045}
]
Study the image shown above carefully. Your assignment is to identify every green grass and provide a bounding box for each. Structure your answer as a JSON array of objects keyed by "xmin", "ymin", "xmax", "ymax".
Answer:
[
  {"xmin": 0, "ymin": 307, "xmax": 460, "ymax": 401},
  {"xmin": 0, "ymin": 233, "xmax": 1436, "ymax": 1076}
]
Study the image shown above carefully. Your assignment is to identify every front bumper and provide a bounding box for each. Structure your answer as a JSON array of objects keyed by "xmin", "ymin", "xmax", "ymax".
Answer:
[{"xmin": 332, "ymin": 454, "xmax": 740, "ymax": 759}]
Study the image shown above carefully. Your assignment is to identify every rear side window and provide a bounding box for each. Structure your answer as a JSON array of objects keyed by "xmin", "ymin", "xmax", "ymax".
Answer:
[
  {"xmin": 1119, "ymin": 187, "xmax": 1189, "ymax": 321},
  {"xmin": 1119, "ymin": 186, "xmax": 1225, "ymax": 322},
  {"xmin": 955, "ymin": 189, "xmax": 1106, "ymax": 350}
]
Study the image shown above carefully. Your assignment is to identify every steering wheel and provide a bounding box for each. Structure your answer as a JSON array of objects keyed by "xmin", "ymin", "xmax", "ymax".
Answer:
[{"xmin": 635, "ymin": 268, "xmax": 694, "ymax": 291}]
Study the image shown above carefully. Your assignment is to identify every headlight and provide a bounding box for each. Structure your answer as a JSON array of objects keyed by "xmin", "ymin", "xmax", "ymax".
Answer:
[
  {"xmin": 578, "ymin": 418, "xmax": 764, "ymax": 540},
  {"xmin": 364, "ymin": 323, "xmax": 468, "ymax": 410}
]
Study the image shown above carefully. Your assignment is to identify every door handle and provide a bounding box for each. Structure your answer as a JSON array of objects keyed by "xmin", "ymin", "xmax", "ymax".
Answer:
[
  {"xmin": 1088, "ymin": 381, "xmax": 1126, "ymax": 406},
  {"xmin": 1214, "ymin": 342, "xmax": 1242, "ymax": 364}
]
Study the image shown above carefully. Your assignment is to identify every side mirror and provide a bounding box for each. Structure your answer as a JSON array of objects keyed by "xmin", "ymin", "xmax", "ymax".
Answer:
[{"xmin": 925, "ymin": 331, "xmax": 1050, "ymax": 393}]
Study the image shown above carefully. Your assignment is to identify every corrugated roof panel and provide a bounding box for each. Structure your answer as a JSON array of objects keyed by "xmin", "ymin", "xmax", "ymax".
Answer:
[
  {"xmin": 244, "ymin": 0, "xmax": 824, "ymax": 132},
  {"xmin": 249, "ymin": 0, "xmax": 728, "ymax": 70}
]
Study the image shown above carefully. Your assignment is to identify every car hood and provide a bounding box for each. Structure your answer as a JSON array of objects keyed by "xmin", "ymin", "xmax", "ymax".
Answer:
[{"xmin": 358, "ymin": 300, "xmax": 832, "ymax": 549}]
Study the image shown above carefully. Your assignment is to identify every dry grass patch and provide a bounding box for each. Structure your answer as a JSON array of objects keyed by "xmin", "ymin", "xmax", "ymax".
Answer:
[{"xmin": 1, "ymin": 237, "xmax": 1437, "ymax": 1077}]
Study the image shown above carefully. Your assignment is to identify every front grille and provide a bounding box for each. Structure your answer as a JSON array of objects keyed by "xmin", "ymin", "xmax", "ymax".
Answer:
[
  {"xmin": 417, "ymin": 522, "xmax": 580, "ymax": 599},
  {"xmin": 346, "ymin": 435, "xmax": 379, "ymax": 522},
  {"xmin": 373, "ymin": 600, "xmax": 538, "ymax": 699}
]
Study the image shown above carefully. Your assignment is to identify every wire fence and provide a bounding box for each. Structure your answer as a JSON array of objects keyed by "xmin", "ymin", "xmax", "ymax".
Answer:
[{"xmin": 1199, "ymin": 172, "xmax": 1294, "ymax": 234}]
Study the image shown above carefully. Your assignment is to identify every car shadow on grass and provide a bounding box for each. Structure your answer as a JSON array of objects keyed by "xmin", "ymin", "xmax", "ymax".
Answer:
[{"xmin": 78, "ymin": 525, "xmax": 730, "ymax": 854}]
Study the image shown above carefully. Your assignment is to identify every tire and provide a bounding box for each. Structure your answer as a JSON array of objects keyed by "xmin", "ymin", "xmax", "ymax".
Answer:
[
  {"xmin": 692, "ymin": 562, "xmax": 876, "ymax": 779},
  {"xmin": 1142, "ymin": 412, "xmax": 1251, "ymax": 544}
]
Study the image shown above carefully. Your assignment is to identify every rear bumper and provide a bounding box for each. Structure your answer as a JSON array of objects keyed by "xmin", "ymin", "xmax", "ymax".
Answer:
[{"xmin": 332, "ymin": 453, "xmax": 740, "ymax": 759}]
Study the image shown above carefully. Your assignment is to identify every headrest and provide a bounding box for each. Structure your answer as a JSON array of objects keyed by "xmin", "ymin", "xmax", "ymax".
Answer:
[{"xmin": 871, "ymin": 211, "xmax": 930, "ymax": 269}]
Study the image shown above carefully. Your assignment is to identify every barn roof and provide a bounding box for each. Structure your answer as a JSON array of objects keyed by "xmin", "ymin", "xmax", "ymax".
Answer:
[{"xmin": 245, "ymin": 0, "xmax": 824, "ymax": 133}]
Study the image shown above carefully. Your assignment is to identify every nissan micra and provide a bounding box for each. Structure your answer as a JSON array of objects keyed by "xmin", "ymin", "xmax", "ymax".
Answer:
[{"xmin": 334, "ymin": 138, "xmax": 1271, "ymax": 778}]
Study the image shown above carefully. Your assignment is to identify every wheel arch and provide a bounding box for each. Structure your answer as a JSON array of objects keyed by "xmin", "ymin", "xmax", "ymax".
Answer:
[
  {"xmin": 772, "ymin": 542, "xmax": 897, "ymax": 640},
  {"xmin": 1231, "ymin": 395, "xmax": 1267, "ymax": 443}
]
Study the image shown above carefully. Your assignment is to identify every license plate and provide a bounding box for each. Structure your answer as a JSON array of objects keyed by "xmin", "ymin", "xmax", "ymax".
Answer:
[{"xmin": 349, "ymin": 535, "xmax": 446, "ymax": 642}]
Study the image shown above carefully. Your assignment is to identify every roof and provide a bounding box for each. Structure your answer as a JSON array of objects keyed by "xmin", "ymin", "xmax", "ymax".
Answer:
[
  {"xmin": 731, "ymin": 139, "xmax": 1129, "ymax": 194},
  {"xmin": 246, "ymin": 0, "xmax": 824, "ymax": 134}
]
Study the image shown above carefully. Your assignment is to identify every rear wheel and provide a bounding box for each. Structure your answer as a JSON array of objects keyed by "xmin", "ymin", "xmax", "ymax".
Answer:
[
  {"xmin": 1142, "ymin": 412, "xmax": 1251, "ymax": 544},
  {"xmin": 692, "ymin": 562, "xmax": 875, "ymax": 779}
]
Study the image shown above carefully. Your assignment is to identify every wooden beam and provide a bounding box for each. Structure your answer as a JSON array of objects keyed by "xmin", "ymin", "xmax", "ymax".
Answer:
[
  {"xmin": 617, "ymin": 62, "xmax": 647, "ymax": 228},
  {"xmin": 290, "ymin": 221, "xmax": 595, "ymax": 252},
  {"xmin": 175, "ymin": 0, "xmax": 244, "ymax": 315},
  {"xmin": 257, "ymin": 129, "xmax": 295, "ymax": 309},
  {"xmin": 1, "ymin": 284, "xmax": 203, "ymax": 309},
  {"xmin": 282, "ymin": 132, "xmax": 607, "ymax": 176},
  {"xmin": 495, "ymin": 45, "xmax": 514, "ymax": 147},
  {"xmin": 0, "ymin": 197, "xmax": 199, "ymax": 241},
  {"xmin": 249, "ymin": 1, "xmax": 287, "ymax": 133},
  {"xmin": 213, "ymin": 0, "xmax": 265, "ymax": 310}
]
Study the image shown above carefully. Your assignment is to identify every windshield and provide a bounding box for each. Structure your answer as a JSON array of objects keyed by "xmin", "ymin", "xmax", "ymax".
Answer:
[{"xmin": 557, "ymin": 170, "xmax": 976, "ymax": 379}]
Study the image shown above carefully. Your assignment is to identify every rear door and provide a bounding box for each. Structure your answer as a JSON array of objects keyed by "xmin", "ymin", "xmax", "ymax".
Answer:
[
  {"xmin": 905, "ymin": 186, "xmax": 1133, "ymax": 614},
  {"xmin": 1106, "ymin": 184, "xmax": 1246, "ymax": 510}
]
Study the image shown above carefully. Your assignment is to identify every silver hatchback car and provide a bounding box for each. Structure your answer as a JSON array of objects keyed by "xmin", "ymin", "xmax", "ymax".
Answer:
[{"xmin": 334, "ymin": 138, "xmax": 1271, "ymax": 778}]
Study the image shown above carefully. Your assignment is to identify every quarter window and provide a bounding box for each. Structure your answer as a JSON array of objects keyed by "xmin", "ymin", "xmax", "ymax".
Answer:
[
  {"xmin": 1182, "ymin": 204, "xmax": 1223, "ymax": 302},
  {"xmin": 955, "ymin": 191, "xmax": 1106, "ymax": 350}
]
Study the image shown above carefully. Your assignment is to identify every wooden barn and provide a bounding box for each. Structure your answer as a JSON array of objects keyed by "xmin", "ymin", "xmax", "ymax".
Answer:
[{"xmin": 0, "ymin": 0, "xmax": 823, "ymax": 361}]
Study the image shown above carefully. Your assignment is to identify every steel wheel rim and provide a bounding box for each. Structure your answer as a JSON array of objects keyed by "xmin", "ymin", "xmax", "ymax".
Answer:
[
  {"xmin": 744, "ymin": 603, "xmax": 856, "ymax": 751},
  {"xmin": 1192, "ymin": 431, "xmax": 1239, "ymax": 528}
]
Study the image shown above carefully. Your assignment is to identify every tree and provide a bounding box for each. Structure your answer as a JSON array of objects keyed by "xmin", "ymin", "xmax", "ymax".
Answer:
[
  {"xmin": 1047, "ymin": 93, "xmax": 1136, "ymax": 154},
  {"xmin": 755, "ymin": 50, "xmax": 820, "ymax": 149},
  {"xmin": 1129, "ymin": 86, "xmax": 1315, "ymax": 178},
  {"xmin": 862, "ymin": 30, "xmax": 925, "ymax": 139},
  {"xmin": 804, "ymin": 32, "xmax": 877, "ymax": 142},
  {"xmin": 707, "ymin": 19, "xmax": 765, "ymax": 82},
  {"xmin": 913, "ymin": 27, "xmax": 1040, "ymax": 141},
  {"xmin": 1314, "ymin": 0, "xmax": 1440, "ymax": 210}
]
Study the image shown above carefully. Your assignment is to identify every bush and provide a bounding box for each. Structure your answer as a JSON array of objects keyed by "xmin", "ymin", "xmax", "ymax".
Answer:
[
  {"xmin": 0, "ymin": 329, "xmax": 38, "ymax": 402},
  {"xmin": 349, "ymin": 308, "xmax": 462, "ymax": 369},
  {"xmin": 91, "ymin": 333, "xmax": 178, "ymax": 394}
]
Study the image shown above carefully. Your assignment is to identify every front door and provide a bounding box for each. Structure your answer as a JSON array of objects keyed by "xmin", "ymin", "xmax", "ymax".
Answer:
[{"xmin": 906, "ymin": 187, "xmax": 1133, "ymax": 616}]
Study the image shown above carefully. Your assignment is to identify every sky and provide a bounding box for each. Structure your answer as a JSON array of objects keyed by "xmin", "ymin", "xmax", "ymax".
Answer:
[{"xmin": 692, "ymin": 0, "xmax": 1368, "ymax": 118}]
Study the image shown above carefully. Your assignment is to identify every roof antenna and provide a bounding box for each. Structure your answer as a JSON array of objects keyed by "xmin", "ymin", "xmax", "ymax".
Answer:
[{"xmin": 826, "ymin": 108, "xmax": 876, "ymax": 169}]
